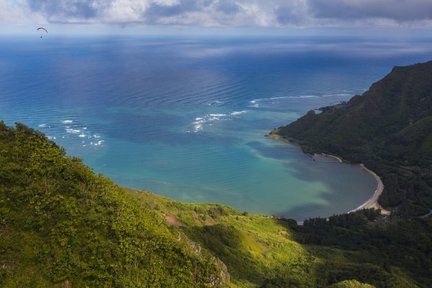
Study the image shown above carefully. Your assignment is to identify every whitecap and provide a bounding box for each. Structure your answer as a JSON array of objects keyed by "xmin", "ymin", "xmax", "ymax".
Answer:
[
  {"xmin": 251, "ymin": 95, "xmax": 319, "ymax": 104},
  {"xmin": 191, "ymin": 111, "xmax": 246, "ymax": 133},
  {"xmin": 38, "ymin": 124, "xmax": 47, "ymax": 128},
  {"xmin": 62, "ymin": 120, "xmax": 73, "ymax": 124},
  {"xmin": 322, "ymin": 93, "xmax": 351, "ymax": 98},
  {"xmin": 207, "ymin": 100, "xmax": 224, "ymax": 106},
  {"xmin": 298, "ymin": 95, "xmax": 319, "ymax": 99},
  {"xmin": 66, "ymin": 128, "xmax": 81, "ymax": 134},
  {"xmin": 231, "ymin": 111, "xmax": 248, "ymax": 116},
  {"xmin": 193, "ymin": 119, "xmax": 205, "ymax": 125},
  {"xmin": 47, "ymin": 136, "xmax": 56, "ymax": 140},
  {"xmin": 208, "ymin": 113, "xmax": 226, "ymax": 117},
  {"xmin": 194, "ymin": 124, "xmax": 203, "ymax": 132},
  {"xmin": 78, "ymin": 133, "xmax": 86, "ymax": 138},
  {"xmin": 92, "ymin": 140, "xmax": 104, "ymax": 146}
]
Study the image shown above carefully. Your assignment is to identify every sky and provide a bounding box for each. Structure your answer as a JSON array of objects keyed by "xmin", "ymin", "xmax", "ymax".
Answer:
[{"xmin": 1, "ymin": 0, "xmax": 432, "ymax": 35}]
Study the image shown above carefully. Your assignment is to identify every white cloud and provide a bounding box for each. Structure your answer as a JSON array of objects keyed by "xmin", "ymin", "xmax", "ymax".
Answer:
[
  {"xmin": 309, "ymin": 0, "xmax": 432, "ymax": 22},
  {"xmin": 1, "ymin": 0, "xmax": 432, "ymax": 28},
  {"xmin": 0, "ymin": 0, "xmax": 35, "ymax": 23},
  {"xmin": 103, "ymin": 0, "xmax": 149, "ymax": 23},
  {"xmin": 154, "ymin": 0, "xmax": 180, "ymax": 6},
  {"xmin": 237, "ymin": 3, "xmax": 275, "ymax": 26}
]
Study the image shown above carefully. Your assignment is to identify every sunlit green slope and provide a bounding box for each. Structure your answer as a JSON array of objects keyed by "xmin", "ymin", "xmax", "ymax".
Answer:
[
  {"xmin": 0, "ymin": 122, "xmax": 223, "ymax": 287},
  {"xmin": 0, "ymin": 122, "xmax": 426, "ymax": 287}
]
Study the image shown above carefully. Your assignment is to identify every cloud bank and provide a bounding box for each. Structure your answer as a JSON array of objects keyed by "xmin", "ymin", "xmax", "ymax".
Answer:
[{"xmin": 2, "ymin": 0, "xmax": 432, "ymax": 28}]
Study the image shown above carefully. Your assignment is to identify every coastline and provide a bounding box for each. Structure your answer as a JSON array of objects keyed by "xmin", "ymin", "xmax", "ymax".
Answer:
[
  {"xmin": 314, "ymin": 153, "xmax": 343, "ymax": 163},
  {"xmin": 265, "ymin": 132, "xmax": 282, "ymax": 140},
  {"xmin": 267, "ymin": 134, "xmax": 390, "ymax": 216},
  {"xmin": 349, "ymin": 164, "xmax": 390, "ymax": 215},
  {"xmin": 316, "ymin": 153, "xmax": 390, "ymax": 215}
]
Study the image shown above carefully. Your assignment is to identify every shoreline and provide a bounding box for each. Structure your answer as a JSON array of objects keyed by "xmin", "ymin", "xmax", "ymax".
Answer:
[
  {"xmin": 349, "ymin": 164, "xmax": 390, "ymax": 215},
  {"xmin": 266, "ymin": 135, "xmax": 390, "ymax": 217},
  {"xmin": 265, "ymin": 132, "xmax": 282, "ymax": 140},
  {"xmin": 314, "ymin": 153, "xmax": 343, "ymax": 163},
  {"xmin": 316, "ymin": 153, "xmax": 390, "ymax": 215}
]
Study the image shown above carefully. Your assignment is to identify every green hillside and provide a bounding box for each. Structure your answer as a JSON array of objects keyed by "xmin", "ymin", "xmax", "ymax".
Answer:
[
  {"xmin": 272, "ymin": 61, "xmax": 432, "ymax": 217},
  {"xmin": 133, "ymin": 190, "xmax": 430, "ymax": 288},
  {"xmin": 1, "ymin": 121, "xmax": 429, "ymax": 287},
  {"xmin": 0, "ymin": 122, "xmax": 224, "ymax": 287}
]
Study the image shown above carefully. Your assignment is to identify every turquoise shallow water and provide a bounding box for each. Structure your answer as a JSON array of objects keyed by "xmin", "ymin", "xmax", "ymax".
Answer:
[{"xmin": 1, "ymin": 36, "xmax": 432, "ymax": 220}]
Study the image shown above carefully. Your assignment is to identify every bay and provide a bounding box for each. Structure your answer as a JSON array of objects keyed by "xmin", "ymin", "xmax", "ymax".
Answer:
[{"xmin": 1, "ymin": 35, "xmax": 431, "ymax": 220}]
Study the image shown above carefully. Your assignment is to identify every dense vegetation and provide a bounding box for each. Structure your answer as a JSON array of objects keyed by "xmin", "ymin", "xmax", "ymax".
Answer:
[
  {"xmin": 1, "ymin": 121, "xmax": 425, "ymax": 287},
  {"xmin": 132, "ymin": 191, "xmax": 425, "ymax": 288},
  {"xmin": 292, "ymin": 211, "xmax": 432, "ymax": 287},
  {"xmin": 0, "ymin": 122, "xmax": 224, "ymax": 287},
  {"xmin": 268, "ymin": 60, "xmax": 432, "ymax": 287},
  {"xmin": 272, "ymin": 61, "xmax": 432, "ymax": 217}
]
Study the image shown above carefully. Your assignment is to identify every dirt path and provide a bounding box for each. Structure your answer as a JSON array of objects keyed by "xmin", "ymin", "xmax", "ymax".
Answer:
[{"xmin": 165, "ymin": 214, "xmax": 184, "ymax": 227}]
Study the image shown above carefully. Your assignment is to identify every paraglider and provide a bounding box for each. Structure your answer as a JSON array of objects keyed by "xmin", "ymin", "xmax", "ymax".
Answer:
[{"xmin": 37, "ymin": 27, "xmax": 48, "ymax": 38}]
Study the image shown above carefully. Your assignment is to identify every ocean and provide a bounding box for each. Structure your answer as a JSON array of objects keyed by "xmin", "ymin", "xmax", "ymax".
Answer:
[{"xmin": 1, "ymin": 35, "xmax": 431, "ymax": 220}]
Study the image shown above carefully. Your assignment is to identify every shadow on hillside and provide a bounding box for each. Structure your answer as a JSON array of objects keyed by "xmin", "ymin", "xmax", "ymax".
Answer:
[{"xmin": 182, "ymin": 224, "xmax": 264, "ymax": 284}]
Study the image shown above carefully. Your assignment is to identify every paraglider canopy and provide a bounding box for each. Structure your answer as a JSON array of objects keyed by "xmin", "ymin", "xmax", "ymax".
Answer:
[
  {"xmin": 37, "ymin": 27, "xmax": 48, "ymax": 33},
  {"xmin": 37, "ymin": 27, "xmax": 48, "ymax": 38}
]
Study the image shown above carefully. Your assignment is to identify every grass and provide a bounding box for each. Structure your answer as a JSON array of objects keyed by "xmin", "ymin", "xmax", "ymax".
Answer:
[
  {"xmin": 128, "ymin": 189, "xmax": 399, "ymax": 288},
  {"xmin": 0, "ymin": 123, "xmax": 422, "ymax": 287}
]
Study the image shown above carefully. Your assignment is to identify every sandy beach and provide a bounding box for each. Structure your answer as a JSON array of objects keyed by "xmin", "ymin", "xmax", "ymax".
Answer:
[
  {"xmin": 316, "ymin": 153, "xmax": 343, "ymax": 163},
  {"xmin": 265, "ymin": 132, "xmax": 283, "ymax": 140},
  {"xmin": 267, "ymin": 136, "xmax": 390, "ymax": 217},
  {"xmin": 349, "ymin": 164, "xmax": 390, "ymax": 215},
  {"xmin": 315, "ymin": 153, "xmax": 390, "ymax": 215},
  {"xmin": 296, "ymin": 163, "xmax": 389, "ymax": 224}
]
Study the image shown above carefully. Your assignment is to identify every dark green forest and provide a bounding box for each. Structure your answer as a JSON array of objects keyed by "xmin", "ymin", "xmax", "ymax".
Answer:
[{"xmin": 273, "ymin": 61, "xmax": 432, "ymax": 217}]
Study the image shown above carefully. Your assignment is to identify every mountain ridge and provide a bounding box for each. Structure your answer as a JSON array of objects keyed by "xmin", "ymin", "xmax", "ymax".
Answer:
[{"xmin": 272, "ymin": 60, "xmax": 432, "ymax": 217}]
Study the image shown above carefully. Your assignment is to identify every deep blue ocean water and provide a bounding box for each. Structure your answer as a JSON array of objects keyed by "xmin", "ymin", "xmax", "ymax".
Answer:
[{"xmin": 1, "ymin": 35, "xmax": 431, "ymax": 220}]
